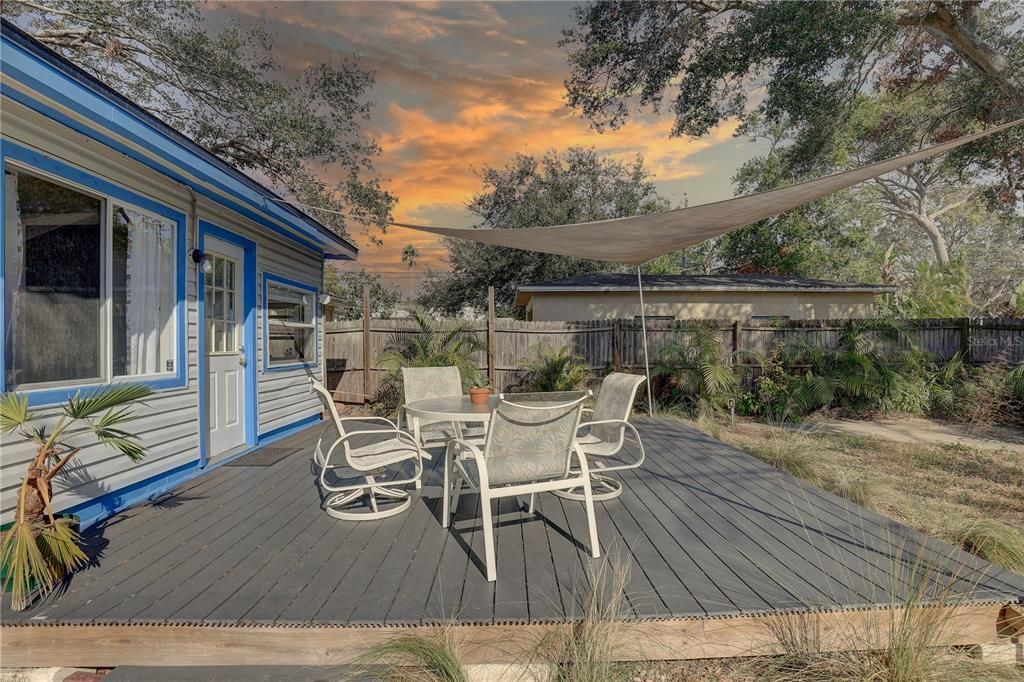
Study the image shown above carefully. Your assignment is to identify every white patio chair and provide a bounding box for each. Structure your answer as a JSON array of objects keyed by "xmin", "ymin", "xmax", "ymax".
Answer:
[
  {"xmin": 310, "ymin": 379, "xmax": 424, "ymax": 521},
  {"xmin": 555, "ymin": 372, "xmax": 647, "ymax": 502},
  {"xmin": 399, "ymin": 366, "xmax": 481, "ymax": 450},
  {"xmin": 443, "ymin": 392, "xmax": 600, "ymax": 581}
]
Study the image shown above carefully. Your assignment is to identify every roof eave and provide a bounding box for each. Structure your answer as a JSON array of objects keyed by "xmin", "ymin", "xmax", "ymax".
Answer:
[{"xmin": 1, "ymin": 19, "xmax": 358, "ymax": 259}]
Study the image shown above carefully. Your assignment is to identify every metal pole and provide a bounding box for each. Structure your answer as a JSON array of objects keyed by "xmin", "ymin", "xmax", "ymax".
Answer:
[{"xmin": 637, "ymin": 266, "xmax": 654, "ymax": 416}]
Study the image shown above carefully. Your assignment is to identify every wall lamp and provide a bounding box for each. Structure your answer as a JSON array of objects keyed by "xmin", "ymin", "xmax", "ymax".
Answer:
[{"xmin": 190, "ymin": 248, "xmax": 214, "ymax": 274}]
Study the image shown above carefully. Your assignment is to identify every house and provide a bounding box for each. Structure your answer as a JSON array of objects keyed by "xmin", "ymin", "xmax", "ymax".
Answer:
[
  {"xmin": 515, "ymin": 273, "xmax": 895, "ymax": 321},
  {"xmin": 0, "ymin": 20, "xmax": 356, "ymax": 528}
]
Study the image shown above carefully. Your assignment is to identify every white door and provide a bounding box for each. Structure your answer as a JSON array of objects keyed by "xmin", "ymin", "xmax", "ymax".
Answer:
[{"xmin": 205, "ymin": 237, "xmax": 247, "ymax": 455}]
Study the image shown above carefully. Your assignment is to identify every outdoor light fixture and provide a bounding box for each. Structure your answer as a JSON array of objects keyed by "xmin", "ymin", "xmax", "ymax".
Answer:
[
  {"xmin": 318, "ymin": 294, "xmax": 332, "ymax": 306},
  {"xmin": 190, "ymin": 248, "xmax": 214, "ymax": 274}
]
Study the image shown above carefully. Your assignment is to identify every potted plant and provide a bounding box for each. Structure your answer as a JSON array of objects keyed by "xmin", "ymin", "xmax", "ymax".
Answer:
[
  {"xmin": 467, "ymin": 375, "xmax": 492, "ymax": 405},
  {"xmin": 0, "ymin": 384, "xmax": 153, "ymax": 611}
]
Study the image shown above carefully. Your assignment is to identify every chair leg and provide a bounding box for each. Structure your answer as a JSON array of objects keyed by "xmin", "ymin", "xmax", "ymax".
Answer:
[
  {"xmin": 481, "ymin": 495, "xmax": 497, "ymax": 582},
  {"xmin": 442, "ymin": 452, "xmax": 452, "ymax": 528},
  {"xmin": 582, "ymin": 480, "xmax": 601, "ymax": 559},
  {"xmin": 528, "ymin": 492, "xmax": 536, "ymax": 514},
  {"xmin": 366, "ymin": 475, "xmax": 379, "ymax": 514}
]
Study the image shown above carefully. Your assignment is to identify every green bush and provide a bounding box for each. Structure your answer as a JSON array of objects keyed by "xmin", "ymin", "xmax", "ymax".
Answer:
[
  {"xmin": 653, "ymin": 323, "xmax": 740, "ymax": 416},
  {"xmin": 513, "ymin": 343, "xmax": 591, "ymax": 393}
]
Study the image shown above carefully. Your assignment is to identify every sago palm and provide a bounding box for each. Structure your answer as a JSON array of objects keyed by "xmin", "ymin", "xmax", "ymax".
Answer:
[{"xmin": 0, "ymin": 383, "xmax": 152, "ymax": 610}]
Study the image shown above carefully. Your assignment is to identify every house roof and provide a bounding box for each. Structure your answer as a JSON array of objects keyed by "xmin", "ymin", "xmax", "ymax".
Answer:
[
  {"xmin": 515, "ymin": 273, "xmax": 895, "ymax": 305},
  {"xmin": 1, "ymin": 19, "xmax": 357, "ymax": 258}
]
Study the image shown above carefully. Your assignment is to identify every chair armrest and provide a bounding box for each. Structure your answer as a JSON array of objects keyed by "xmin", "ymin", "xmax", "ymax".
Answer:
[
  {"xmin": 446, "ymin": 437, "xmax": 486, "ymax": 484},
  {"xmin": 336, "ymin": 415, "xmax": 400, "ymax": 430},
  {"xmin": 445, "ymin": 437, "xmax": 483, "ymax": 459}
]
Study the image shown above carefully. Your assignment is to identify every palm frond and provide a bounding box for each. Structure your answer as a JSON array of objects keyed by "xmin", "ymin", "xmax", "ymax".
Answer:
[
  {"xmin": 0, "ymin": 392, "xmax": 30, "ymax": 435},
  {"xmin": 0, "ymin": 518, "xmax": 53, "ymax": 611},
  {"xmin": 63, "ymin": 384, "xmax": 153, "ymax": 420}
]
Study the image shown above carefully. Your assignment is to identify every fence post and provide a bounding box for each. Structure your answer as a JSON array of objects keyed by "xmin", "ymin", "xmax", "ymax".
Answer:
[
  {"xmin": 732, "ymin": 319, "xmax": 742, "ymax": 375},
  {"xmin": 960, "ymin": 317, "xmax": 972, "ymax": 363},
  {"xmin": 612, "ymin": 319, "xmax": 621, "ymax": 370},
  {"xmin": 362, "ymin": 284, "xmax": 371, "ymax": 404},
  {"xmin": 487, "ymin": 286, "xmax": 497, "ymax": 388}
]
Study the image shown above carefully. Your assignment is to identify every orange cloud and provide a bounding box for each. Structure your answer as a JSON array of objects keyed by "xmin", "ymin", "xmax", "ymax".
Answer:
[{"xmin": 208, "ymin": 2, "xmax": 756, "ymax": 289}]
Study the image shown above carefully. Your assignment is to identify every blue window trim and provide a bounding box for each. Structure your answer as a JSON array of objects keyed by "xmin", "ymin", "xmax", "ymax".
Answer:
[
  {"xmin": 197, "ymin": 221, "xmax": 259, "ymax": 467},
  {"xmin": 1, "ymin": 140, "xmax": 188, "ymax": 406},
  {"xmin": 262, "ymin": 272, "xmax": 320, "ymax": 373},
  {"xmin": 0, "ymin": 27, "xmax": 355, "ymax": 258}
]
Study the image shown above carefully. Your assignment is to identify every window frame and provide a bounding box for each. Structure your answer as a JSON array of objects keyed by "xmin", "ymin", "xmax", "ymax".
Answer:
[
  {"xmin": 262, "ymin": 272, "xmax": 319, "ymax": 372},
  {"xmin": 2, "ymin": 141, "xmax": 188, "ymax": 406}
]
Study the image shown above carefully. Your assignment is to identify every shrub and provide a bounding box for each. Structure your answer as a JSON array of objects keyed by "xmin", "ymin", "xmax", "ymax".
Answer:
[
  {"xmin": 513, "ymin": 343, "xmax": 591, "ymax": 393},
  {"xmin": 742, "ymin": 427, "xmax": 819, "ymax": 481},
  {"xmin": 372, "ymin": 308, "xmax": 484, "ymax": 416},
  {"xmin": 653, "ymin": 323, "xmax": 740, "ymax": 416}
]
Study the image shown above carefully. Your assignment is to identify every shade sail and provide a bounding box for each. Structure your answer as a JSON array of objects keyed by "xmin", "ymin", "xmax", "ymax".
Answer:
[{"xmin": 391, "ymin": 118, "xmax": 1022, "ymax": 264}]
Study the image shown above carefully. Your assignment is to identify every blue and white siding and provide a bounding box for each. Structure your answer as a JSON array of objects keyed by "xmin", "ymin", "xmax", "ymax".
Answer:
[{"xmin": 0, "ymin": 24, "xmax": 348, "ymax": 527}]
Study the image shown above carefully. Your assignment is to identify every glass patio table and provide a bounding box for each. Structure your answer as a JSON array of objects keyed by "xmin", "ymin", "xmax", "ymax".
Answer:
[{"xmin": 403, "ymin": 394, "xmax": 501, "ymax": 425}]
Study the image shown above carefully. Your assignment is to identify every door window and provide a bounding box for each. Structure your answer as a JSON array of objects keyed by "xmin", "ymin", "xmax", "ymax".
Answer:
[{"xmin": 205, "ymin": 254, "xmax": 238, "ymax": 354}]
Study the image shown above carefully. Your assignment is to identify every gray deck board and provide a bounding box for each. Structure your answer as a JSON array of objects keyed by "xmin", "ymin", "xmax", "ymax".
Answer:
[{"xmin": 5, "ymin": 417, "xmax": 1022, "ymax": 626}]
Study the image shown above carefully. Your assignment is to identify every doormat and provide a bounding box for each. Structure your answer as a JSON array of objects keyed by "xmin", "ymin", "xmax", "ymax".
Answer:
[{"xmin": 226, "ymin": 446, "xmax": 303, "ymax": 467}]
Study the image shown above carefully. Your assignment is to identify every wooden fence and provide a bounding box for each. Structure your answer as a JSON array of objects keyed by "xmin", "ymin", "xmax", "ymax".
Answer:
[{"xmin": 323, "ymin": 306, "xmax": 1024, "ymax": 403}]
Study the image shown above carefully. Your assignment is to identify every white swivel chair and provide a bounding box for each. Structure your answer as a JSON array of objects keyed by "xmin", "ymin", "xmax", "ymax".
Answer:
[
  {"xmin": 310, "ymin": 379, "xmax": 424, "ymax": 520},
  {"xmin": 555, "ymin": 372, "xmax": 647, "ymax": 502},
  {"xmin": 443, "ymin": 392, "xmax": 600, "ymax": 581}
]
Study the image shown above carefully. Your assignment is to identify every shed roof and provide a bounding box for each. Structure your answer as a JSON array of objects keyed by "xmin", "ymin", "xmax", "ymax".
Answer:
[
  {"xmin": 1, "ymin": 19, "xmax": 357, "ymax": 258},
  {"xmin": 515, "ymin": 273, "xmax": 895, "ymax": 305}
]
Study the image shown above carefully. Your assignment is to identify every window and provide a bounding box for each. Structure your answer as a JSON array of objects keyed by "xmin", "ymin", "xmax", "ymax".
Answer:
[
  {"xmin": 4, "ymin": 167, "xmax": 179, "ymax": 391},
  {"xmin": 4, "ymin": 171, "xmax": 102, "ymax": 387},
  {"xmin": 265, "ymin": 278, "xmax": 315, "ymax": 367},
  {"xmin": 112, "ymin": 205, "xmax": 177, "ymax": 376}
]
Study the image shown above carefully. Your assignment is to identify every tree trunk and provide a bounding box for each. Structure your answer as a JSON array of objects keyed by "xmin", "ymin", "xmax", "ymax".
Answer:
[{"xmin": 914, "ymin": 212, "xmax": 952, "ymax": 266}]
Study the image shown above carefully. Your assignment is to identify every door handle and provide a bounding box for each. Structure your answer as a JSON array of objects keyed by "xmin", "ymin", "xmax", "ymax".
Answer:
[{"xmin": 238, "ymin": 345, "xmax": 247, "ymax": 367}]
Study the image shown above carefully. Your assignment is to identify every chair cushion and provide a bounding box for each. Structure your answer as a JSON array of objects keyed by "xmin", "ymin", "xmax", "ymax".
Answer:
[{"xmin": 350, "ymin": 437, "xmax": 420, "ymax": 470}]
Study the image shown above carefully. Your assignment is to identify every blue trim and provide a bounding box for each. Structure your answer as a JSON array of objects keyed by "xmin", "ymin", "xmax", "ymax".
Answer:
[
  {"xmin": 262, "ymin": 272, "xmax": 320, "ymax": 372},
  {"xmin": 64, "ymin": 460, "xmax": 200, "ymax": 530},
  {"xmin": 197, "ymin": 221, "xmax": 259, "ymax": 466},
  {"xmin": 1, "ymin": 140, "xmax": 188, "ymax": 405},
  {"xmin": 1, "ymin": 23, "xmax": 355, "ymax": 258},
  {"xmin": 63, "ymin": 412, "xmax": 322, "ymax": 529},
  {"xmin": 258, "ymin": 412, "xmax": 321, "ymax": 442}
]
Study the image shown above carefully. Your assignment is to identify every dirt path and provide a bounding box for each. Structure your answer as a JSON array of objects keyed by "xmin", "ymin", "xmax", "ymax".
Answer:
[{"xmin": 806, "ymin": 416, "xmax": 1024, "ymax": 454}]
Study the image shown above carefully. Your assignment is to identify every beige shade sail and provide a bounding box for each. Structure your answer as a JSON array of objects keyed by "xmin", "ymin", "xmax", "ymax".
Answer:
[{"xmin": 389, "ymin": 118, "xmax": 1023, "ymax": 264}]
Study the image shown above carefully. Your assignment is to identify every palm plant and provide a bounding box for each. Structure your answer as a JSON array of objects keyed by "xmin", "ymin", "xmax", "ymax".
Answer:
[
  {"xmin": 373, "ymin": 307, "xmax": 484, "ymax": 415},
  {"xmin": 653, "ymin": 323, "xmax": 743, "ymax": 414},
  {"xmin": 515, "ymin": 343, "xmax": 591, "ymax": 393},
  {"xmin": 775, "ymin": 320, "xmax": 907, "ymax": 418},
  {"xmin": 0, "ymin": 383, "xmax": 153, "ymax": 610},
  {"xmin": 378, "ymin": 307, "xmax": 484, "ymax": 380}
]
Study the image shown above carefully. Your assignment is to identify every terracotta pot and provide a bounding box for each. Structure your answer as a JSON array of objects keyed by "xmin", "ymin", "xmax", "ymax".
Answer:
[{"xmin": 468, "ymin": 387, "xmax": 491, "ymax": 405}]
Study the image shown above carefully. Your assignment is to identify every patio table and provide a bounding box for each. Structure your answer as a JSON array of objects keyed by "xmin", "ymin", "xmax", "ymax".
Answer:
[{"xmin": 403, "ymin": 394, "xmax": 500, "ymax": 425}]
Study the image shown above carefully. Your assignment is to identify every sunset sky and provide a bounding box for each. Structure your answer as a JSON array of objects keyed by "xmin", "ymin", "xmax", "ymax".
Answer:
[{"xmin": 205, "ymin": 1, "xmax": 767, "ymax": 290}]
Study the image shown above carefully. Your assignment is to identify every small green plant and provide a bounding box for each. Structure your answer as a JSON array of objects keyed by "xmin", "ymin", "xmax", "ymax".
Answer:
[
  {"xmin": 819, "ymin": 471, "xmax": 877, "ymax": 510},
  {"xmin": 466, "ymin": 374, "xmax": 490, "ymax": 390},
  {"xmin": 0, "ymin": 384, "xmax": 153, "ymax": 610},
  {"xmin": 515, "ymin": 343, "xmax": 591, "ymax": 393},
  {"xmin": 357, "ymin": 627, "xmax": 467, "ymax": 681},
  {"xmin": 536, "ymin": 556, "xmax": 631, "ymax": 682},
  {"xmin": 742, "ymin": 426, "xmax": 819, "ymax": 481},
  {"xmin": 925, "ymin": 516, "xmax": 1024, "ymax": 573}
]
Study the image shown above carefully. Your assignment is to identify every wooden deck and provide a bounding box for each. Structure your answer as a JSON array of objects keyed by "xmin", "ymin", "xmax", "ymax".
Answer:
[{"xmin": 3, "ymin": 417, "xmax": 1022, "ymax": 665}]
